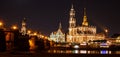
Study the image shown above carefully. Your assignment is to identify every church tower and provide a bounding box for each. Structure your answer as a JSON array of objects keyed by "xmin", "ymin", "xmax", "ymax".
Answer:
[
  {"xmin": 69, "ymin": 4, "xmax": 76, "ymax": 28},
  {"xmin": 69, "ymin": 4, "xmax": 76, "ymax": 35},
  {"xmin": 82, "ymin": 8, "xmax": 88, "ymax": 26},
  {"xmin": 21, "ymin": 18, "xmax": 27, "ymax": 35},
  {"xmin": 66, "ymin": 4, "xmax": 104, "ymax": 44}
]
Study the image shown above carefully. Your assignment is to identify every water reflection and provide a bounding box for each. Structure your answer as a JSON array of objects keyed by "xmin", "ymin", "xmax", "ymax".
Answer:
[
  {"xmin": 115, "ymin": 51, "xmax": 120, "ymax": 54},
  {"xmin": 88, "ymin": 50, "xmax": 99, "ymax": 54},
  {"xmin": 74, "ymin": 50, "xmax": 79, "ymax": 54},
  {"xmin": 101, "ymin": 50, "xmax": 108, "ymax": 54},
  {"xmin": 47, "ymin": 50, "xmax": 115, "ymax": 54},
  {"xmin": 80, "ymin": 50, "xmax": 87, "ymax": 54}
]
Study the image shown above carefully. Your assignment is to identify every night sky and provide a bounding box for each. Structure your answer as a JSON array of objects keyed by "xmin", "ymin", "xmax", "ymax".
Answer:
[{"xmin": 0, "ymin": 0, "xmax": 120, "ymax": 36}]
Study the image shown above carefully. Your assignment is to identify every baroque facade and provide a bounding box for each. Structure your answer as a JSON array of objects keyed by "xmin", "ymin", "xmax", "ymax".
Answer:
[
  {"xmin": 50, "ymin": 23, "xmax": 65, "ymax": 43},
  {"xmin": 66, "ymin": 5, "xmax": 105, "ymax": 44}
]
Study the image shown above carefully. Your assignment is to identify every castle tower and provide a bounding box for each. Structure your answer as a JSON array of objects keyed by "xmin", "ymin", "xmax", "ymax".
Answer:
[
  {"xmin": 82, "ymin": 8, "xmax": 88, "ymax": 26},
  {"xmin": 21, "ymin": 18, "xmax": 27, "ymax": 35}
]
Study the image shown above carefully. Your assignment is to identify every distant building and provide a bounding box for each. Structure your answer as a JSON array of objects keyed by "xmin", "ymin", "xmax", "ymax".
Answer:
[
  {"xmin": 50, "ymin": 22, "xmax": 65, "ymax": 43},
  {"xmin": 116, "ymin": 36, "xmax": 120, "ymax": 43},
  {"xmin": 21, "ymin": 18, "xmax": 27, "ymax": 35},
  {"xmin": 66, "ymin": 5, "xmax": 105, "ymax": 44}
]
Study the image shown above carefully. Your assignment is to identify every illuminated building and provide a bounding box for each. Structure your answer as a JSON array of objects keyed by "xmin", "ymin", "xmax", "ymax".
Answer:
[
  {"xmin": 50, "ymin": 22, "xmax": 65, "ymax": 43},
  {"xmin": 21, "ymin": 18, "xmax": 27, "ymax": 35},
  {"xmin": 66, "ymin": 5, "xmax": 105, "ymax": 44},
  {"xmin": 116, "ymin": 36, "xmax": 120, "ymax": 43}
]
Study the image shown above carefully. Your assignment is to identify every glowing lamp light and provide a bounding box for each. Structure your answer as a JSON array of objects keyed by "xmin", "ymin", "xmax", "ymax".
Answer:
[
  {"xmin": 12, "ymin": 25, "xmax": 18, "ymax": 30},
  {"xmin": 100, "ymin": 43, "xmax": 109, "ymax": 48},
  {"xmin": 45, "ymin": 36, "xmax": 48, "ymax": 39},
  {"xmin": 42, "ymin": 35, "xmax": 44, "ymax": 38},
  {"xmin": 33, "ymin": 32, "xmax": 37, "ymax": 36},
  {"xmin": 105, "ymin": 29, "xmax": 108, "ymax": 33},
  {"xmin": 80, "ymin": 50, "xmax": 87, "ymax": 54},
  {"xmin": 80, "ymin": 42, "xmax": 87, "ymax": 45},
  {"xmin": 74, "ymin": 45, "xmax": 79, "ymax": 48},
  {"xmin": 0, "ymin": 22, "xmax": 3, "ymax": 26},
  {"xmin": 27, "ymin": 30, "xmax": 31, "ymax": 34},
  {"xmin": 74, "ymin": 50, "xmax": 79, "ymax": 54},
  {"xmin": 100, "ymin": 50, "xmax": 108, "ymax": 54}
]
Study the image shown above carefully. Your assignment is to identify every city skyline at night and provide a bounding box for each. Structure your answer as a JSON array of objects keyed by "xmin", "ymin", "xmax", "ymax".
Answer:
[{"xmin": 0, "ymin": 0, "xmax": 120, "ymax": 36}]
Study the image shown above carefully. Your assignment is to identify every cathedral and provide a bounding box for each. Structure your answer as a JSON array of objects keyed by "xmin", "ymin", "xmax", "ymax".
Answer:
[
  {"xmin": 66, "ymin": 5, "xmax": 105, "ymax": 44},
  {"xmin": 50, "ymin": 23, "xmax": 65, "ymax": 43}
]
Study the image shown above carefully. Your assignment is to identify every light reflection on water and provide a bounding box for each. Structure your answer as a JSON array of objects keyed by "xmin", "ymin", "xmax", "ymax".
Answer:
[
  {"xmin": 47, "ymin": 50, "xmax": 120, "ymax": 54},
  {"xmin": 100, "ymin": 50, "xmax": 109, "ymax": 54}
]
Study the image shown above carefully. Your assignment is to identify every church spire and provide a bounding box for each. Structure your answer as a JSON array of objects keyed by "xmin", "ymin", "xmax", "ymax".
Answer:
[
  {"xmin": 69, "ymin": 4, "xmax": 76, "ymax": 28},
  {"xmin": 21, "ymin": 17, "xmax": 27, "ymax": 35},
  {"xmin": 84, "ymin": 8, "xmax": 86, "ymax": 16},
  {"xmin": 71, "ymin": 4, "xmax": 74, "ymax": 10},
  {"xmin": 82, "ymin": 8, "xmax": 88, "ymax": 26},
  {"xmin": 59, "ymin": 22, "xmax": 62, "ymax": 29},
  {"xmin": 23, "ymin": 17, "xmax": 26, "ymax": 23}
]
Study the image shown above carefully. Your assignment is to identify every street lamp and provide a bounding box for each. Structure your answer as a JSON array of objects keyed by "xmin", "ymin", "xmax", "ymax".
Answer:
[
  {"xmin": 33, "ymin": 32, "xmax": 37, "ymax": 36},
  {"xmin": 12, "ymin": 25, "xmax": 18, "ymax": 30},
  {"xmin": 105, "ymin": 29, "xmax": 108, "ymax": 33},
  {"xmin": 45, "ymin": 36, "xmax": 48, "ymax": 39},
  {"xmin": 0, "ymin": 22, "xmax": 3, "ymax": 26},
  {"xmin": 104, "ymin": 28, "xmax": 108, "ymax": 38},
  {"xmin": 0, "ymin": 22, "xmax": 3, "ymax": 29},
  {"xmin": 42, "ymin": 35, "xmax": 44, "ymax": 38},
  {"xmin": 27, "ymin": 30, "xmax": 31, "ymax": 34}
]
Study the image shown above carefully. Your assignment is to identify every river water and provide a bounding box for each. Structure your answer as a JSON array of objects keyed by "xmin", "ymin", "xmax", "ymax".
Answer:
[{"xmin": 46, "ymin": 49, "xmax": 120, "ymax": 54}]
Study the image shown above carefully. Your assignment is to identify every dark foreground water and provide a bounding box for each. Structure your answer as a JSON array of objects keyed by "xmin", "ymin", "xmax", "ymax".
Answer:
[
  {"xmin": 0, "ymin": 50, "xmax": 120, "ymax": 57},
  {"xmin": 47, "ymin": 49, "xmax": 120, "ymax": 54}
]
